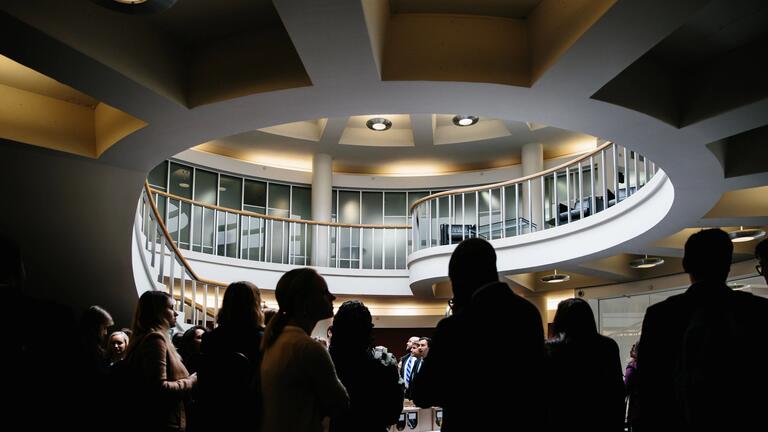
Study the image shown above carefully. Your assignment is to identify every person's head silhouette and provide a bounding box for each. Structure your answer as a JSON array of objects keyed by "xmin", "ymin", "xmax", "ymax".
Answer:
[
  {"xmin": 682, "ymin": 228, "xmax": 733, "ymax": 284},
  {"xmin": 448, "ymin": 238, "xmax": 498, "ymax": 313},
  {"xmin": 551, "ymin": 298, "xmax": 598, "ymax": 340}
]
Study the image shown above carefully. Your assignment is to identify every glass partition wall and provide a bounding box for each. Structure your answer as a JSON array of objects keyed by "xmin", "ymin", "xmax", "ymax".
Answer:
[{"xmin": 147, "ymin": 160, "xmax": 434, "ymax": 270}]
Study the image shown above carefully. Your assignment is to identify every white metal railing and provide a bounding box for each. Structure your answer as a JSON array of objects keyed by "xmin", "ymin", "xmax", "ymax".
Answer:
[
  {"xmin": 410, "ymin": 142, "xmax": 658, "ymax": 251},
  {"xmin": 145, "ymin": 185, "xmax": 412, "ymax": 270},
  {"xmin": 139, "ymin": 183, "xmax": 227, "ymax": 327}
]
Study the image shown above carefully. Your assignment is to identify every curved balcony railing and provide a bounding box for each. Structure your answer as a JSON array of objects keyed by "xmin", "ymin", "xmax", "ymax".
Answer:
[
  {"xmin": 145, "ymin": 185, "xmax": 412, "ymax": 270},
  {"xmin": 138, "ymin": 183, "xmax": 228, "ymax": 327},
  {"xmin": 409, "ymin": 142, "xmax": 659, "ymax": 252}
]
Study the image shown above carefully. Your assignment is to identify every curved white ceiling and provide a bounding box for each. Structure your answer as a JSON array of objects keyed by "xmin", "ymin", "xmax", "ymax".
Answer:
[{"xmin": 2, "ymin": 0, "xmax": 768, "ymax": 300}]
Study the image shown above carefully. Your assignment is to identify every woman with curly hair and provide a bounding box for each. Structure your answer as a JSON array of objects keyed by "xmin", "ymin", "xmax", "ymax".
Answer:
[{"xmin": 329, "ymin": 300, "xmax": 404, "ymax": 432}]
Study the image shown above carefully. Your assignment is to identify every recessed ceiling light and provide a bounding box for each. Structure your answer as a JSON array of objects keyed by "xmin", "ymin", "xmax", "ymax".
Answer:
[
  {"xmin": 541, "ymin": 269, "xmax": 571, "ymax": 284},
  {"xmin": 219, "ymin": 187, "xmax": 227, "ymax": 192},
  {"xmin": 178, "ymin": 182, "xmax": 190, "ymax": 189},
  {"xmin": 452, "ymin": 115, "xmax": 479, "ymax": 127},
  {"xmin": 366, "ymin": 117, "xmax": 392, "ymax": 131},
  {"xmin": 629, "ymin": 255, "xmax": 665, "ymax": 269},
  {"xmin": 91, "ymin": 0, "xmax": 176, "ymax": 14},
  {"xmin": 728, "ymin": 226, "xmax": 766, "ymax": 243}
]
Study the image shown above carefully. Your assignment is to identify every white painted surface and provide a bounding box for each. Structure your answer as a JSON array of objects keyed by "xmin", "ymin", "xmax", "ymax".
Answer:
[{"xmin": 178, "ymin": 249, "xmax": 413, "ymax": 296}]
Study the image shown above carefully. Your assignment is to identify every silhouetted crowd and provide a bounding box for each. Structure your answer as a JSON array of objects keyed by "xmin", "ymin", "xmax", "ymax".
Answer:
[{"xmin": 5, "ymin": 229, "xmax": 768, "ymax": 431}]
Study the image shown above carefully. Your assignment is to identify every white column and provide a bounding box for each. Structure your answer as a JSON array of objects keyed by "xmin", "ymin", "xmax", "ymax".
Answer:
[
  {"xmin": 522, "ymin": 143, "xmax": 543, "ymax": 231},
  {"xmin": 312, "ymin": 153, "xmax": 333, "ymax": 266}
]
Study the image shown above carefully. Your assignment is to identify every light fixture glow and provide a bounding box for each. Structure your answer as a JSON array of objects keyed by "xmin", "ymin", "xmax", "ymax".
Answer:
[
  {"xmin": 452, "ymin": 115, "xmax": 479, "ymax": 127},
  {"xmin": 629, "ymin": 255, "xmax": 665, "ymax": 269},
  {"xmin": 218, "ymin": 187, "xmax": 227, "ymax": 192},
  {"xmin": 728, "ymin": 226, "xmax": 766, "ymax": 243},
  {"xmin": 91, "ymin": 0, "xmax": 176, "ymax": 14},
  {"xmin": 727, "ymin": 282, "xmax": 750, "ymax": 291},
  {"xmin": 541, "ymin": 269, "xmax": 571, "ymax": 284},
  {"xmin": 178, "ymin": 182, "xmax": 190, "ymax": 189},
  {"xmin": 366, "ymin": 117, "xmax": 392, "ymax": 131}
]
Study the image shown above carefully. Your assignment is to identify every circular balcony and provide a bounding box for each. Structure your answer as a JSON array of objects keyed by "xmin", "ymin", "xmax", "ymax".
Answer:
[{"xmin": 407, "ymin": 142, "xmax": 674, "ymax": 295}]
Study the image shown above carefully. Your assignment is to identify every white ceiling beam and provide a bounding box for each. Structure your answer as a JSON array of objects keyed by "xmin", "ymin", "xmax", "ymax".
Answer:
[
  {"xmin": 273, "ymin": 0, "xmax": 381, "ymax": 86},
  {"xmin": 533, "ymin": 0, "xmax": 709, "ymax": 98}
]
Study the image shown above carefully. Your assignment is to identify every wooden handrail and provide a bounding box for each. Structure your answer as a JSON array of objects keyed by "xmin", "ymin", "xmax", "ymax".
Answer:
[
  {"xmin": 144, "ymin": 182, "xmax": 228, "ymax": 287},
  {"xmin": 148, "ymin": 187, "xmax": 412, "ymax": 229},
  {"xmin": 409, "ymin": 141, "xmax": 615, "ymax": 212}
]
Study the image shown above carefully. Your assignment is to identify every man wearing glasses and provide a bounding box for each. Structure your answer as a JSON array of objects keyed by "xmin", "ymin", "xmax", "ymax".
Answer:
[{"xmin": 757, "ymin": 238, "xmax": 767, "ymax": 285}]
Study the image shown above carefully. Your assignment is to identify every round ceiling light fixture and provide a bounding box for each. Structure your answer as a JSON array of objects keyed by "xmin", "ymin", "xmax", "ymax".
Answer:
[
  {"xmin": 452, "ymin": 115, "xmax": 479, "ymax": 127},
  {"xmin": 366, "ymin": 117, "xmax": 392, "ymax": 131},
  {"xmin": 91, "ymin": 0, "xmax": 177, "ymax": 14},
  {"xmin": 629, "ymin": 255, "xmax": 665, "ymax": 269},
  {"xmin": 541, "ymin": 269, "xmax": 571, "ymax": 284},
  {"xmin": 728, "ymin": 226, "xmax": 766, "ymax": 243},
  {"xmin": 178, "ymin": 182, "xmax": 190, "ymax": 189}
]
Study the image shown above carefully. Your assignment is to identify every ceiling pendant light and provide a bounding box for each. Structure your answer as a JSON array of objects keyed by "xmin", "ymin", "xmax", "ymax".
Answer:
[
  {"xmin": 366, "ymin": 117, "xmax": 392, "ymax": 131},
  {"xmin": 629, "ymin": 254, "xmax": 665, "ymax": 269},
  {"xmin": 452, "ymin": 115, "xmax": 479, "ymax": 127},
  {"xmin": 728, "ymin": 226, "xmax": 766, "ymax": 243},
  {"xmin": 541, "ymin": 269, "xmax": 571, "ymax": 284}
]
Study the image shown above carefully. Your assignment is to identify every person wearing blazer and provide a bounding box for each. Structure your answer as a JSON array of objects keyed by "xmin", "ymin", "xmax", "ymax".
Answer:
[
  {"xmin": 398, "ymin": 336, "xmax": 420, "ymax": 379},
  {"xmin": 126, "ymin": 291, "xmax": 197, "ymax": 432},
  {"xmin": 401, "ymin": 342, "xmax": 422, "ymax": 399}
]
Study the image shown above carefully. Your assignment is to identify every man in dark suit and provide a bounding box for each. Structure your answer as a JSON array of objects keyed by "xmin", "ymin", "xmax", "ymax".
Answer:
[
  {"xmin": 412, "ymin": 238, "xmax": 545, "ymax": 431},
  {"xmin": 637, "ymin": 229, "xmax": 768, "ymax": 431},
  {"xmin": 401, "ymin": 339, "xmax": 422, "ymax": 399},
  {"xmin": 398, "ymin": 336, "xmax": 420, "ymax": 376}
]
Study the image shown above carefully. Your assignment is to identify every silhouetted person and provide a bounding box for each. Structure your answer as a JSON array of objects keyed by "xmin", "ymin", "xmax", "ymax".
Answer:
[
  {"xmin": 412, "ymin": 238, "xmax": 545, "ymax": 431},
  {"xmin": 4, "ymin": 236, "xmax": 79, "ymax": 430},
  {"xmin": 263, "ymin": 307, "xmax": 278, "ymax": 326},
  {"xmin": 329, "ymin": 300, "xmax": 403, "ymax": 432},
  {"xmin": 77, "ymin": 305, "xmax": 115, "ymax": 428},
  {"xmin": 637, "ymin": 229, "xmax": 768, "ymax": 431},
  {"xmin": 179, "ymin": 325, "xmax": 207, "ymax": 374},
  {"xmin": 198, "ymin": 281, "xmax": 264, "ymax": 432},
  {"xmin": 545, "ymin": 298, "xmax": 625, "ymax": 432},
  {"xmin": 260, "ymin": 268, "xmax": 349, "ymax": 432},
  {"xmin": 624, "ymin": 342, "xmax": 640, "ymax": 431},
  {"xmin": 756, "ymin": 238, "xmax": 768, "ymax": 285},
  {"xmin": 79, "ymin": 305, "xmax": 114, "ymax": 378}
]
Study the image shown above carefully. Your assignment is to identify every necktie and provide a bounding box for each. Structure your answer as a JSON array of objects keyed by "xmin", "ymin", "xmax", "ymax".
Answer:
[{"xmin": 405, "ymin": 357, "xmax": 413, "ymax": 388}]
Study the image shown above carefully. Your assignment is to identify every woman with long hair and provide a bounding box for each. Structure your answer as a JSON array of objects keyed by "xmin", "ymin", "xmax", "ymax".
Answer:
[
  {"xmin": 126, "ymin": 290, "xmax": 197, "ymax": 432},
  {"xmin": 260, "ymin": 268, "xmax": 349, "ymax": 432},
  {"xmin": 328, "ymin": 300, "xmax": 403, "ymax": 432},
  {"xmin": 545, "ymin": 298, "xmax": 625, "ymax": 432},
  {"xmin": 198, "ymin": 281, "xmax": 264, "ymax": 431}
]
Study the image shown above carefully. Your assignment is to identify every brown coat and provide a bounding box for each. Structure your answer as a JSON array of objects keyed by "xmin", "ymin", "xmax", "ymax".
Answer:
[{"xmin": 131, "ymin": 331, "xmax": 197, "ymax": 431}]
